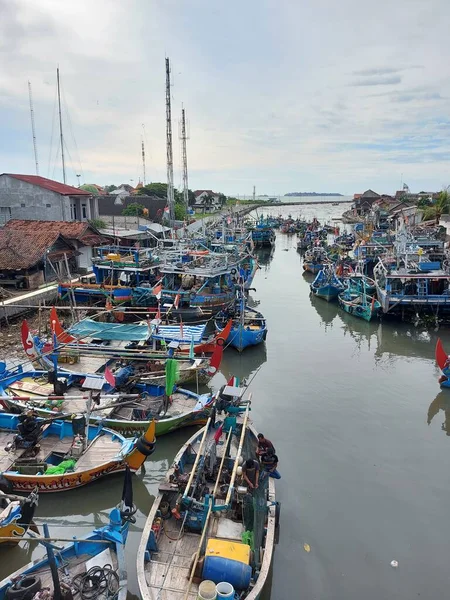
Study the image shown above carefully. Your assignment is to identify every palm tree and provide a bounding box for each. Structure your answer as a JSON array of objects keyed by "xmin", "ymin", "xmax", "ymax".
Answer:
[{"xmin": 422, "ymin": 188, "xmax": 449, "ymax": 223}]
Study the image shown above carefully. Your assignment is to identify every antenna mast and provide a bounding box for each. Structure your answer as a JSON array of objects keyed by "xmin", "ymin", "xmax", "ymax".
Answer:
[
  {"xmin": 28, "ymin": 81, "xmax": 39, "ymax": 175},
  {"xmin": 141, "ymin": 137, "xmax": 146, "ymax": 186},
  {"xmin": 57, "ymin": 67, "xmax": 66, "ymax": 184},
  {"xmin": 165, "ymin": 57, "xmax": 175, "ymax": 225},
  {"xmin": 180, "ymin": 106, "xmax": 189, "ymax": 215}
]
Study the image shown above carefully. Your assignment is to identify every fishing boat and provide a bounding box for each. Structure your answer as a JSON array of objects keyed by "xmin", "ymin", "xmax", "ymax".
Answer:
[
  {"xmin": 137, "ymin": 381, "xmax": 278, "ymax": 600},
  {"xmin": 302, "ymin": 247, "xmax": 328, "ymax": 274},
  {"xmin": 0, "ymin": 488, "xmax": 38, "ymax": 545},
  {"xmin": 250, "ymin": 224, "xmax": 276, "ymax": 248},
  {"xmin": 0, "ymin": 411, "xmax": 155, "ymax": 493},
  {"xmin": 215, "ymin": 302, "xmax": 267, "ymax": 352},
  {"xmin": 435, "ymin": 339, "xmax": 450, "ymax": 388},
  {"xmin": 0, "ymin": 468, "xmax": 135, "ymax": 600},
  {"xmin": 310, "ymin": 266, "xmax": 345, "ymax": 301},
  {"xmin": 338, "ymin": 289, "xmax": 381, "ymax": 322}
]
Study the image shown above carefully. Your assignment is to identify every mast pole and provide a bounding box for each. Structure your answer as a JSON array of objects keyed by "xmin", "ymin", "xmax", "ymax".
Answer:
[
  {"xmin": 180, "ymin": 106, "xmax": 189, "ymax": 216},
  {"xmin": 28, "ymin": 81, "xmax": 39, "ymax": 175},
  {"xmin": 141, "ymin": 137, "xmax": 146, "ymax": 186},
  {"xmin": 57, "ymin": 67, "xmax": 66, "ymax": 184},
  {"xmin": 165, "ymin": 58, "xmax": 175, "ymax": 227}
]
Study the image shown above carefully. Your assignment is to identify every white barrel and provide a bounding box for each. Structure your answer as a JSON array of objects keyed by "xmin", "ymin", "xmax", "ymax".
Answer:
[
  {"xmin": 197, "ymin": 579, "xmax": 217, "ymax": 600},
  {"xmin": 216, "ymin": 581, "xmax": 235, "ymax": 599}
]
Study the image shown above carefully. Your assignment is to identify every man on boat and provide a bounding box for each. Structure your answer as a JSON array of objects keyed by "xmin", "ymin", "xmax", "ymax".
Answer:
[
  {"xmin": 260, "ymin": 448, "xmax": 281, "ymax": 480},
  {"xmin": 242, "ymin": 458, "xmax": 259, "ymax": 491},
  {"xmin": 256, "ymin": 433, "xmax": 275, "ymax": 457}
]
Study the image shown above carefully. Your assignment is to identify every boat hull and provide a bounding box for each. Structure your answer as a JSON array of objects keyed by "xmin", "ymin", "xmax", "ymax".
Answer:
[
  {"xmin": 310, "ymin": 284, "xmax": 342, "ymax": 302},
  {"xmin": 225, "ymin": 325, "xmax": 267, "ymax": 351},
  {"xmin": 338, "ymin": 294, "xmax": 381, "ymax": 322}
]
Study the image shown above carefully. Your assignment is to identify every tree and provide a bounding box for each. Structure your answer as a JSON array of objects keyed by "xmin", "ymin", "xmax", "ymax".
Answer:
[
  {"xmin": 122, "ymin": 202, "xmax": 145, "ymax": 216},
  {"xmin": 217, "ymin": 193, "xmax": 226, "ymax": 208},
  {"xmin": 104, "ymin": 184, "xmax": 117, "ymax": 194},
  {"xmin": 88, "ymin": 218, "xmax": 107, "ymax": 230},
  {"xmin": 136, "ymin": 182, "xmax": 168, "ymax": 198},
  {"xmin": 422, "ymin": 188, "xmax": 449, "ymax": 223},
  {"xmin": 174, "ymin": 202, "xmax": 187, "ymax": 220}
]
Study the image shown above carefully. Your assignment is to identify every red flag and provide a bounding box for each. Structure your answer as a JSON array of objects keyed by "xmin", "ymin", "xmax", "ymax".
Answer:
[
  {"xmin": 152, "ymin": 282, "xmax": 162, "ymax": 300},
  {"xmin": 155, "ymin": 303, "xmax": 161, "ymax": 320},
  {"xmin": 214, "ymin": 424, "xmax": 223, "ymax": 444},
  {"xmin": 174, "ymin": 293, "xmax": 180, "ymax": 309},
  {"xmin": 104, "ymin": 367, "xmax": 116, "ymax": 388}
]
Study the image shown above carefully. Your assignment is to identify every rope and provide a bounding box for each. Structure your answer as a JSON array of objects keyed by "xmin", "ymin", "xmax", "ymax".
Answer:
[{"xmin": 72, "ymin": 564, "xmax": 120, "ymax": 600}]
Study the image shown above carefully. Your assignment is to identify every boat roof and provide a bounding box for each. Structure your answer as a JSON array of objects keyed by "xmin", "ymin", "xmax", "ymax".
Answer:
[{"xmin": 69, "ymin": 319, "xmax": 206, "ymax": 343}]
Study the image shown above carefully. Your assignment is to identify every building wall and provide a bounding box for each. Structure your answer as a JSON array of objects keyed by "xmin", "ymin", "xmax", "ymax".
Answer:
[{"xmin": 0, "ymin": 175, "xmax": 94, "ymax": 222}]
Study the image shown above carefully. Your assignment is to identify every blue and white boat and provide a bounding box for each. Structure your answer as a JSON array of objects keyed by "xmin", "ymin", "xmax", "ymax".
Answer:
[
  {"xmin": 215, "ymin": 305, "xmax": 267, "ymax": 352},
  {"xmin": 0, "ymin": 468, "xmax": 135, "ymax": 600},
  {"xmin": 310, "ymin": 266, "xmax": 345, "ymax": 302}
]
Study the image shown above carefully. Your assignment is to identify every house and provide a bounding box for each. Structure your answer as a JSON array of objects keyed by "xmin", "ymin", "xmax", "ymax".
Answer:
[
  {"xmin": 352, "ymin": 189, "xmax": 380, "ymax": 216},
  {"xmin": 192, "ymin": 190, "xmax": 223, "ymax": 213},
  {"xmin": 0, "ymin": 226, "xmax": 77, "ymax": 290},
  {"xmin": 2, "ymin": 220, "xmax": 104, "ymax": 274},
  {"xmin": 0, "ymin": 174, "xmax": 99, "ymax": 224},
  {"xmin": 97, "ymin": 195, "xmax": 167, "ymax": 222}
]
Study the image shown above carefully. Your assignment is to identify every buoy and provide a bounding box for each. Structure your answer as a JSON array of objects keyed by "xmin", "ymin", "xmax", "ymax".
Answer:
[{"xmin": 390, "ymin": 560, "xmax": 398, "ymax": 568}]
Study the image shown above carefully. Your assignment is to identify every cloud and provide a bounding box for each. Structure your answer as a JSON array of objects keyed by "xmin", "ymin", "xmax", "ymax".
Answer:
[
  {"xmin": 0, "ymin": 0, "xmax": 450, "ymax": 195},
  {"xmin": 350, "ymin": 76, "xmax": 402, "ymax": 87}
]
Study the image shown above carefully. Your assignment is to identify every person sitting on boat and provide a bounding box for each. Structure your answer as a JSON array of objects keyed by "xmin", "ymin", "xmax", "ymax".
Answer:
[
  {"xmin": 242, "ymin": 458, "xmax": 259, "ymax": 491},
  {"xmin": 256, "ymin": 433, "xmax": 275, "ymax": 457},
  {"xmin": 260, "ymin": 448, "xmax": 281, "ymax": 480}
]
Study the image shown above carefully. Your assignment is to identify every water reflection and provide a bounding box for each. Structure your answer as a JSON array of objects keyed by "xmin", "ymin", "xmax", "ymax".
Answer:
[
  {"xmin": 374, "ymin": 324, "xmax": 436, "ymax": 360},
  {"xmin": 255, "ymin": 247, "xmax": 275, "ymax": 270},
  {"xmin": 218, "ymin": 343, "xmax": 268, "ymax": 385},
  {"xmin": 310, "ymin": 295, "xmax": 339, "ymax": 328},
  {"xmin": 427, "ymin": 391, "xmax": 450, "ymax": 435}
]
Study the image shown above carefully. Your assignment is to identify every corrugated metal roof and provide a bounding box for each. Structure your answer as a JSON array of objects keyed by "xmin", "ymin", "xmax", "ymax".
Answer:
[{"xmin": 3, "ymin": 174, "xmax": 91, "ymax": 196}]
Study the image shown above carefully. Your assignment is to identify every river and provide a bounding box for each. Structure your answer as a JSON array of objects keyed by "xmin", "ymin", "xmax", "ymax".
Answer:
[{"xmin": 3, "ymin": 201, "xmax": 450, "ymax": 599}]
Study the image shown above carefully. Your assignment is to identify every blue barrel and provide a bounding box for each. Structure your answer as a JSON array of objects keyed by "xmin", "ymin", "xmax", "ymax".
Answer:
[
  {"xmin": 203, "ymin": 557, "xmax": 251, "ymax": 590},
  {"xmin": 216, "ymin": 582, "xmax": 234, "ymax": 599}
]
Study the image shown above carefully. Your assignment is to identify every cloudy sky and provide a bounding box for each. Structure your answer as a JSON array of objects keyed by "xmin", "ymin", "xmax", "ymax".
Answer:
[{"xmin": 1, "ymin": 0, "xmax": 449, "ymax": 196}]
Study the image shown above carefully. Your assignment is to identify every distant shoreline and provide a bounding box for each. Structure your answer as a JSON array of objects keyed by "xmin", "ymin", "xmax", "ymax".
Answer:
[{"xmin": 284, "ymin": 192, "xmax": 343, "ymax": 197}]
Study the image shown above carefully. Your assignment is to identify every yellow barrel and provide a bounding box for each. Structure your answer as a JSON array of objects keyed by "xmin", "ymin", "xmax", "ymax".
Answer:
[{"xmin": 205, "ymin": 539, "xmax": 250, "ymax": 565}]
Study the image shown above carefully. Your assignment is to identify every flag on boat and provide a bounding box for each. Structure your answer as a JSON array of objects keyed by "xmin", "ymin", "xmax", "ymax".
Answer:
[
  {"xmin": 152, "ymin": 282, "xmax": 162, "ymax": 299},
  {"xmin": 227, "ymin": 376, "xmax": 240, "ymax": 387},
  {"xmin": 104, "ymin": 366, "xmax": 116, "ymax": 388},
  {"xmin": 173, "ymin": 293, "xmax": 181, "ymax": 309},
  {"xmin": 165, "ymin": 358, "xmax": 179, "ymax": 396},
  {"xmin": 179, "ymin": 318, "xmax": 184, "ymax": 339},
  {"xmin": 189, "ymin": 335, "xmax": 195, "ymax": 359},
  {"xmin": 214, "ymin": 424, "xmax": 223, "ymax": 444}
]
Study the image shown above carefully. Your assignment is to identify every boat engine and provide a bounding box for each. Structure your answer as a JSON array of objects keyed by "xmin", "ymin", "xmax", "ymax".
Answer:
[
  {"xmin": 5, "ymin": 414, "xmax": 41, "ymax": 452},
  {"xmin": 113, "ymin": 365, "xmax": 134, "ymax": 388}
]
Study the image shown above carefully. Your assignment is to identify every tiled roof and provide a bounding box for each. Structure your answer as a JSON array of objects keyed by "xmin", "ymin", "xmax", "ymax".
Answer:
[
  {"xmin": 194, "ymin": 189, "xmax": 216, "ymax": 197},
  {"xmin": 4, "ymin": 220, "xmax": 103, "ymax": 245},
  {"xmin": 0, "ymin": 229, "xmax": 75, "ymax": 270},
  {"xmin": 3, "ymin": 174, "xmax": 91, "ymax": 196}
]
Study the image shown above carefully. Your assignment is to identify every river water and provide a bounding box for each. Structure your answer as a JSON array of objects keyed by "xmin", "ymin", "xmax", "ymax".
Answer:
[{"xmin": 3, "ymin": 201, "xmax": 450, "ymax": 600}]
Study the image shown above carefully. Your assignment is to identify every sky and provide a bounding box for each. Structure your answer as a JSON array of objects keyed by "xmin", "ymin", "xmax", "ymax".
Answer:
[{"xmin": 0, "ymin": 0, "xmax": 449, "ymax": 196}]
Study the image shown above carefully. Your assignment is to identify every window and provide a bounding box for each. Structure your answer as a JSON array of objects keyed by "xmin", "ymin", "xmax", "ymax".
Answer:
[
  {"xmin": 21, "ymin": 203, "xmax": 26, "ymax": 208},
  {"xmin": 46, "ymin": 204, "xmax": 51, "ymax": 208},
  {"xmin": 82, "ymin": 203, "xmax": 87, "ymax": 220},
  {"xmin": 70, "ymin": 202, "xmax": 77, "ymax": 220}
]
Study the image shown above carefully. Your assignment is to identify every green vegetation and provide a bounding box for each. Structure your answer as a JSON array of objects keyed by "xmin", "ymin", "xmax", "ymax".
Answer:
[
  {"xmin": 122, "ymin": 202, "xmax": 146, "ymax": 216},
  {"xmin": 80, "ymin": 184, "xmax": 100, "ymax": 195},
  {"xmin": 88, "ymin": 218, "xmax": 107, "ymax": 230},
  {"xmin": 422, "ymin": 189, "xmax": 449, "ymax": 223},
  {"xmin": 104, "ymin": 184, "xmax": 117, "ymax": 193}
]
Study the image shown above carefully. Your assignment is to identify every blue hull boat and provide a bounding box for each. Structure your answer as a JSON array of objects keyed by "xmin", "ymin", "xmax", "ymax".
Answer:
[
  {"xmin": 0, "ymin": 469, "xmax": 135, "ymax": 600},
  {"xmin": 310, "ymin": 268, "xmax": 345, "ymax": 302},
  {"xmin": 215, "ymin": 307, "xmax": 267, "ymax": 352}
]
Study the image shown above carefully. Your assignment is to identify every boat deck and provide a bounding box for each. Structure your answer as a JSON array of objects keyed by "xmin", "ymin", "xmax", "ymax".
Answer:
[{"xmin": 0, "ymin": 428, "xmax": 121, "ymax": 474}]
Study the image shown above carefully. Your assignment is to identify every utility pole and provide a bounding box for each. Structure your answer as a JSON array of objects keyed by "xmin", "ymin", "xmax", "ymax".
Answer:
[
  {"xmin": 253, "ymin": 185, "xmax": 256, "ymax": 203},
  {"xmin": 56, "ymin": 67, "xmax": 66, "ymax": 184},
  {"xmin": 28, "ymin": 81, "xmax": 39, "ymax": 175},
  {"xmin": 180, "ymin": 106, "xmax": 189, "ymax": 216},
  {"xmin": 141, "ymin": 137, "xmax": 146, "ymax": 186},
  {"xmin": 165, "ymin": 57, "xmax": 175, "ymax": 226}
]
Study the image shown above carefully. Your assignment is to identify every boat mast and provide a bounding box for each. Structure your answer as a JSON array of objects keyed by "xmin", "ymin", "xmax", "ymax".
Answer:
[
  {"xmin": 165, "ymin": 58, "xmax": 175, "ymax": 226},
  {"xmin": 141, "ymin": 126, "xmax": 146, "ymax": 186},
  {"xmin": 56, "ymin": 67, "xmax": 66, "ymax": 184},
  {"xmin": 28, "ymin": 81, "xmax": 39, "ymax": 175},
  {"xmin": 180, "ymin": 106, "xmax": 189, "ymax": 216}
]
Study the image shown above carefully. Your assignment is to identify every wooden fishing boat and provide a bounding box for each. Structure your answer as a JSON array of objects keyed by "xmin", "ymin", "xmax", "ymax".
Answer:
[
  {"xmin": 0, "ymin": 489, "xmax": 38, "ymax": 545},
  {"xmin": 0, "ymin": 468, "xmax": 135, "ymax": 600},
  {"xmin": 137, "ymin": 381, "xmax": 278, "ymax": 600},
  {"xmin": 0, "ymin": 365, "xmax": 214, "ymax": 438},
  {"xmin": 338, "ymin": 289, "xmax": 381, "ymax": 322},
  {"xmin": 215, "ymin": 306, "xmax": 267, "ymax": 352},
  {"xmin": 302, "ymin": 247, "xmax": 328, "ymax": 274},
  {"xmin": 310, "ymin": 266, "xmax": 345, "ymax": 302},
  {"xmin": 435, "ymin": 338, "xmax": 450, "ymax": 388},
  {"xmin": 0, "ymin": 412, "xmax": 155, "ymax": 493}
]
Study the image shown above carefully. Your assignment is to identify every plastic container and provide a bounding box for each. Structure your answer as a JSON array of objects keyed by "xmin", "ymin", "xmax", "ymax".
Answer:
[
  {"xmin": 205, "ymin": 538, "xmax": 250, "ymax": 564},
  {"xmin": 216, "ymin": 582, "xmax": 235, "ymax": 599},
  {"xmin": 203, "ymin": 556, "xmax": 252, "ymax": 590},
  {"xmin": 197, "ymin": 580, "xmax": 217, "ymax": 600}
]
